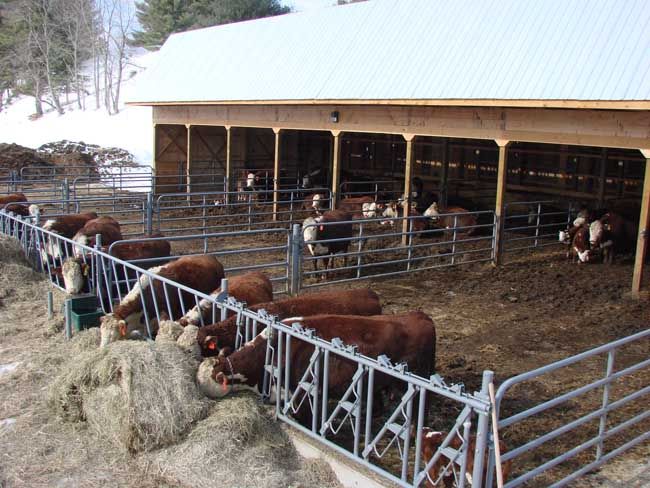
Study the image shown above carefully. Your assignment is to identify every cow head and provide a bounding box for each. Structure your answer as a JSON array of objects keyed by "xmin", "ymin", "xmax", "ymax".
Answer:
[
  {"xmin": 589, "ymin": 219, "xmax": 604, "ymax": 248},
  {"xmin": 197, "ymin": 352, "xmax": 246, "ymax": 399},
  {"xmin": 301, "ymin": 174, "xmax": 312, "ymax": 189},
  {"xmin": 381, "ymin": 202, "xmax": 399, "ymax": 225},
  {"xmin": 302, "ymin": 215, "xmax": 327, "ymax": 257},
  {"xmin": 99, "ymin": 313, "xmax": 128, "ymax": 348},
  {"xmin": 246, "ymin": 172, "xmax": 256, "ymax": 187},
  {"xmin": 28, "ymin": 204, "xmax": 40, "ymax": 218},
  {"xmin": 62, "ymin": 257, "xmax": 90, "ymax": 294},
  {"xmin": 361, "ymin": 202, "xmax": 378, "ymax": 218},
  {"xmin": 423, "ymin": 202, "xmax": 440, "ymax": 221}
]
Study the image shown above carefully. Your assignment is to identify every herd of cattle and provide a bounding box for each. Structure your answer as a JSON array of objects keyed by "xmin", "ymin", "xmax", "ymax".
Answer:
[
  {"xmin": 3, "ymin": 188, "xmax": 642, "ymax": 486},
  {"xmin": 558, "ymin": 206, "xmax": 637, "ymax": 264}
]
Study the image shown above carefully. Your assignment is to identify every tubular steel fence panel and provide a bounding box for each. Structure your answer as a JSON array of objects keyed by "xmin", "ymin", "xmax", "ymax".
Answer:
[
  {"xmin": 503, "ymin": 200, "xmax": 574, "ymax": 254},
  {"xmin": 340, "ymin": 179, "xmax": 404, "ymax": 202},
  {"xmin": 1, "ymin": 210, "xmax": 647, "ymax": 488},
  {"xmin": 295, "ymin": 210, "xmax": 496, "ymax": 291},
  {"xmin": 156, "ymin": 188, "xmax": 332, "ymax": 235},
  {"xmin": 489, "ymin": 329, "xmax": 650, "ymax": 488}
]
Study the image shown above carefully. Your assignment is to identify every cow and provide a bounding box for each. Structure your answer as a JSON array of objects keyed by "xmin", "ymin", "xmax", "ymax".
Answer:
[
  {"xmin": 423, "ymin": 203, "xmax": 477, "ymax": 235},
  {"xmin": 420, "ymin": 428, "xmax": 511, "ymax": 488},
  {"xmin": 0, "ymin": 192, "xmax": 27, "ymax": 206},
  {"xmin": 72, "ymin": 216, "xmax": 123, "ymax": 257},
  {"xmin": 302, "ymin": 210, "xmax": 354, "ymax": 273},
  {"xmin": 197, "ymin": 312, "xmax": 436, "ymax": 426},
  {"xmin": 588, "ymin": 212, "xmax": 637, "ymax": 264},
  {"xmin": 60, "ymin": 236, "xmax": 172, "ymax": 295},
  {"xmin": 380, "ymin": 201, "xmax": 427, "ymax": 232},
  {"xmin": 301, "ymin": 193, "xmax": 327, "ymax": 215},
  {"xmin": 178, "ymin": 271, "xmax": 274, "ymax": 327},
  {"xmin": 197, "ymin": 288, "xmax": 382, "ymax": 356},
  {"xmin": 337, "ymin": 196, "xmax": 379, "ymax": 219},
  {"xmin": 559, "ymin": 206, "xmax": 607, "ymax": 244},
  {"xmin": 236, "ymin": 171, "xmax": 259, "ymax": 202},
  {"xmin": 569, "ymin": 224, "xmax": 591, "ymax": 263},
  {"xmin": 39, "ymin": 211, "xmax": 99, "ymax": 261},
  {"xmin": 99, "ymin": 255, "xmax": 225, "ymax": 348}
]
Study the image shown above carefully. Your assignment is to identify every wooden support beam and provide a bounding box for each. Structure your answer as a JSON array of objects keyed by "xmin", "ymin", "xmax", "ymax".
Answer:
[
  {"xmin": 494, "ymin": 140, "xmax": 511, "ymax": 265},
  {"xmin": 272, "ymin": 128, "xmax": 282, "ymax": 221},
  {"xmin": 402, "ymin": 134, "xmax": 416, "ymax": 245},
  {"xmin": 597, "ymin": 148, "xmax": 608, "ymax": 207},
  {"xmin": 331, "ymin": 131, "xmax": 342, "ymax": 209},
  {"xmin": 152, "ymin": 124, "xmax": 158, "ymax": 193},
  {"xmin": 186, "ymin": 124, "xmax": 192, "ymax": 199},
  {"xmin": 439, "ymin": 138, "xmax": 449, "ymax": 207},
  {"xmin": 225, "ymin": 126, "xmax": 232, "ymax": 202},
  {"xmin": 631, "ymin": 151, "xmax": 650, "ymax": 296}
]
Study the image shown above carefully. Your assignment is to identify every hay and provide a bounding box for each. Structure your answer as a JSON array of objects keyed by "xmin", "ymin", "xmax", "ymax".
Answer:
[
  {"xmin": 0, "ymin": 235, "xmax": 31, "ymax": 266},
  {"xmin": 145, "ymin": 393, "xmax": 340, "ymax": 488},
  {"xmin": 177, "ymin": 324, "xmax": 202, "ymax": 360},
  {"xmin": 47, "ymin": 340, "xmax": 209, "ymax": 453},
  {"xmin": 155, "ymin": 320, "xmax": 184, "ymax": 343}
]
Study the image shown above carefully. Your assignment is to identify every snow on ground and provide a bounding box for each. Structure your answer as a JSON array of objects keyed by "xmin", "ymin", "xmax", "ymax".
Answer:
[{"xmin": 0, "ymin": 48, "xmax": 158, "ymax": 166}]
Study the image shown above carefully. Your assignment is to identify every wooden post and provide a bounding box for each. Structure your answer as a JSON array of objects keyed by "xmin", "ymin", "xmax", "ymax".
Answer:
[
  {"xmin": 402, "ymin": 135, "xmax": 416, "ymax": 246},
  {"xmin": 225, "ymin": 126, "xmax": 232, "ymax": 203},
  {"xmin": 272, "ymin": 128, "xmax": 282, "ymax": 221},
  {"xmin": 152, "ymin": 124, "xmax": 158, "ymax": 194},
  {"xmin": 631, "ymin": 150, "xmax": 650, "ymax": 296},
  {"xmin": 331, "ymin": 131, "xmax": 342, "ymax": 209},
  {"xmin": 597, "ymin": 148, "xmax": 608, "ymax": 207},
  {"xmin": 186, "ymin": 124, "xmax": 192, "ymax": 200},
  {"xmin": 494, "ymin": 140, "xmax": 511, "ymax": 265},
  {"xmin": 439, "ymin": 138, "xmax": 450, "ymax": 207}
]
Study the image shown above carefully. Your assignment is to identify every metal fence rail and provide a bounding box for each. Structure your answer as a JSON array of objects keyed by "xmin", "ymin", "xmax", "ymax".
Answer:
[
  {"xmin": 294, "ymin": 210, "xmax": 495, "ymax": 291},
  {"xmin": 489, "ymin": 329, "xmax": 650, "ymax": 488},
  {"xmin": 503, "ymin": 200, "xmax": 573, "ymax": 253}
]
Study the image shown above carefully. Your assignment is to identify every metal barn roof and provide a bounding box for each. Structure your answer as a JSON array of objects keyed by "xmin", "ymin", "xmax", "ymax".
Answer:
[{"xmin": 129, "ymin": 0, "xmax": 650, "ymax": 107}]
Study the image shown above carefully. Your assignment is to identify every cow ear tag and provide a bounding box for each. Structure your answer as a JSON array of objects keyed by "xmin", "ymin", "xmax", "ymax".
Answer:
[{"xmin": 319, "ymin": 225, "xmax": 324, "ymax": 231}]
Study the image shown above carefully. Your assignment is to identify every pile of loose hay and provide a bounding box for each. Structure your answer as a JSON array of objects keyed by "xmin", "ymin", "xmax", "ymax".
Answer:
[
  {"xmin": 145, "ymin": 393, "xmax": 340, "ymax": 488},
  {"xmin": 48, "ymin": 340, "xmax": 209, "ymax": 453}
]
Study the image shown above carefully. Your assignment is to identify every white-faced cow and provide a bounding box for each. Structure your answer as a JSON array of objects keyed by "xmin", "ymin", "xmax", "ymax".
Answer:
[
  {"xmin": 197, "ymin": 312, "xmax": 436, "ymax": 425},
  {"xmin": 99, "ymin": 255, "xmax": 224, "ymax": 348},
  {"xmin": 420, "ymin": 428, "xmax": 512, "ymax": 488},
  {"xmin": 302, "ymin": 209, "xmax": 353, "ymax": 273},
  {"xmin": 197, "ymin": 288, "xmax": 382, "ymax": 356},
  {"xmin": 178, "ymin": 271, "xmax": 274, "ymax": 327},
  {"xmin": 423, "ymin": 203, "xmax": 477, "ymax": 235},
  {"xmin": 72, "ymin": 216, "xmax": 123, "ymax": 257},
  {"xmin": 337, "ymin": 196, "xmax": 379, "ymax": 219},
  {"xmin": 588, "ymin": 212, "xmax": 636, "ymax": 264},
  {"xmin": 60, "ymin": 235, "xmax": 172, "ymax": 295},
  {"xmin": 301, "ymin": 193, "xmax": 327, "ymax": 215},
  {"xmin": 39, "ymin": 211, "xmax": 99, "ymax": 261},
  {"xmin": 380, "ymin": 201, "xmax": 427, "ymax": 232}
]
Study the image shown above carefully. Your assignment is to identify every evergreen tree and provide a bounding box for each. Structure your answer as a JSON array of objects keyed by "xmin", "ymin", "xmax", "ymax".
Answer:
[
  {"xmin": 190, "ymin": 0, "xmax": 290, "ymax": 29},
  {"xmin": 131, "ymin": 0, "xmax": 195, "ymax": 49}
]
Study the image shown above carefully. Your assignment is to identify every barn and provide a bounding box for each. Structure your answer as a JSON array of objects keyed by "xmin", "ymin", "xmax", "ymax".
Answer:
[{"xmin": 128, "ymin": 0, "xmax": 650, "ymax": 295}]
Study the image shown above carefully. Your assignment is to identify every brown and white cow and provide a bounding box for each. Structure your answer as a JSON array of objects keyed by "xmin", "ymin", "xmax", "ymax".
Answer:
[
  {"xmin": 588, "ymin": 211, "xmax": 637, "ymax": 264},
  {"xmin": 61, "ymin": 235, "xmax": 172, "ymax": 295},
  {"xmin": 302, "ymin": 209, "xmax": 354, "ymax": 272},
  {"xmin": 301, "ymin": 193, "xmax": 327, "ymax": 215},
  {"xmin": 72, "ymin": 216, "xmax": 123, "ymax": 257},
  {"xmin": 423, "ymin": 203, "xmax": 477, "ymax": 235},
  {"xmin": 420, "ymin": 428, "xmax": 511, "ymax": 488},
  {"xmin": 197, "ymin": 312, "xmax": 435, "ymax": 407},
  {"xmin": 380, "ymin": 201, "xmax": 427, "ymax": 232},
  {"xmin": 99, "ymin": 255, "xmax": 225, "ymax": 347},
  {"xmin": 40, "ymin": 211, "xmax": 99, "ymax": 261},
  {"xmin": 0, "ymin": 192, "xmax": 38, "ymax": 218},
  {"xmin": 569, "ymin": 224, "xmax": 591, "ymax": 263},
  {"xmin": 337, "ymin": 196, "xmax": 379, "ymax": 219},
  {"xmin": 197, "ymin": 288, "xmax": 382, "ymax": 356},
  {"xmin": 178, "ymin": 271, "xmax": 274, "ymax": 327},
  {"xmin": 0, "ymin": 192, "xmax": 27, "ymax": 206}
]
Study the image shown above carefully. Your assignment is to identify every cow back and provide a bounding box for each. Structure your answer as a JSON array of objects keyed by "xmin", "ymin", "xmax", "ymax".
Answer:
[
  {"xmin": 0, "ymin": 193, "xmax": 27, "ymax": 206},
  {"xmin": 45, "ymin": 212, "xmax": 99, "ymax": 238}
]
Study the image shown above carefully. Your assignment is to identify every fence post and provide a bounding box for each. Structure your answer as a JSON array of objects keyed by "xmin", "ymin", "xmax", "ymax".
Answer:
[
  {"xmin": 64, "ymin": 298, "xmax": 73, "ymax": 340},
  {"xmin": 290, "ymin": 224, "xmax": 303, "ymax": 295},
  {"xmin": 534, "ymin": 203, "xmax": 542, "ymax": 248},
  {"xmin": 94, "ymin": 233, "xmax": 103, "ymax": 302},
  {"xmin": 219, "ymin": 278, "xmax": 229, "ymax": 322},
  {"xmin": 10, "ymin": 170, "xmax": 18, "ymax": 192},
  {"xmin": 596, "ymin": 350, "xmax": 616, "ymax": 460},
  {"xmin": 146, "ymin": 192, "xmax": 154, "ymax": 234},
  {"xmin": 472, "ymin": 370, "xmax": 494, "ymax": 488},
  {"xmin": 62, "ymin": 178, "xmax": 70, "ymax": 213}
]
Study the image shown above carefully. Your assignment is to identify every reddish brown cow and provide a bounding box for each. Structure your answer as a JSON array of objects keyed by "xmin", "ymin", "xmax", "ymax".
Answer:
[
  {"xmin": 61, "ymin": 235, "xmax": 172, "ymax": 295},
  {"xmin": 178, "ymin": 271, "xmax": 274, "ymax": 327},
  {"xmin": 198, "ymin": 312, "xmax": 436, "ymax": 419},
  {"xmin": 42, "ymin": 211, "xmax": 99, "ymax": 238},
  {"xmin": 0, "ymin": 192, "xmax": 27, "ymax": 206},
  {"xmin": 302, "ymin": 209, "xmax": 354, "ymax": 273},
  {"xmin": 100, "ymin": 255, "xmax": 225, "ymax": 347},
  {"xmin": 588, "ymin": 212, "xmax": 637, "ymax": 264},
  {"xmin": 420, "ymin": 428, "xmax": 511, "ymax": 488},
  {"xmin": 72, "ymin": 216, "xmax": 123, "ymax": 257},
  {"xmin": 424, "ymin": 203, "xmax": 477, "ymax": 235},
  {"xmin": 197, "ymin": 288, "xmax": 382, "ymax": 356},
  {"xmin": 336, "ymin": 196, "xmax": 378, "ymax": 219},
  {"xmin": 301, "ymin": 193, "xmax": 327, "ymax": 214},
  {"xmin": 569, "ymin": 224, "xmax": 591, "ymax": 263}
]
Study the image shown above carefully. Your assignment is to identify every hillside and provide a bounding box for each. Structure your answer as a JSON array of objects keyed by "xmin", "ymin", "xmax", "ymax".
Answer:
[{"xmin": 0, "ymin": 48, "xmax": 157, "ymax": 166}]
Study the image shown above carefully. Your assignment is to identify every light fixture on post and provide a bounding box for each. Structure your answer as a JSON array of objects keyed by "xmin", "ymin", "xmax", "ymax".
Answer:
[{"xmin": 330, "ymin": 111, "xmax": 339, "ymax": 123}]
